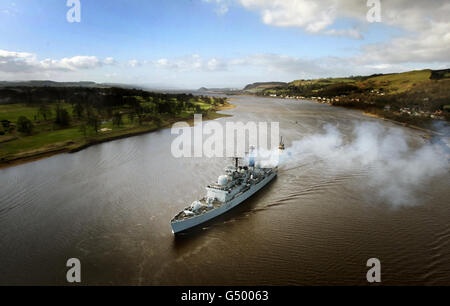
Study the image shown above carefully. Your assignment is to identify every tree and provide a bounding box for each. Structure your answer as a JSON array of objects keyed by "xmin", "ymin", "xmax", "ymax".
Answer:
[
  {"xmin": 158, "ymin": 102, "xmax": 171, "ymax": 114},
  {"xmin": 87, "ymin": 113, "xmax": 101, "ymax": 134},
  {"xmin": 55, "ymin": 105, "xmax": 71, "ymax": 127},
  {"xmin": 128, "ymin": 112, "xmax": 135, "ymax": 124},
  {"xmin": 72, "ymin": 103, "xmax": 84, "ymax": 119},
  {"xmin": 152, "ymin": 116, "xmax": 163, "ymax": 128},
  {"xmin": 134, "ymin": 103, "xmax": 144, "ymax": 125},
  {"xmin": 79, "ymin": 123, "xmax": 87, "ymax": 138},
  {"xmin": 37, "ymin": 104, "xmax": 52, "ymax": 121},
  {"xmin": 17, "ymin": 116, "xmax": 34, "ymax": 135},
  {"xmin": 1, "ymin": 120, "xmax": 13, "ymax": 133},
  {"xmin": 112, "ymin": 112, "xmax": 123, "ymax": 128}
]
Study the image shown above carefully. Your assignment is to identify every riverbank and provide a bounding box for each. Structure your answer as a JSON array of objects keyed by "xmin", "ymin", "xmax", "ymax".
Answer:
[
  {"xmin": 314, "ymin": 99, "xmax": 443, "ymax": 137},
  {"xmin": 361, "ymin": 111, "xmax": 444, "ymax": 137},
  {"xmin": 255, "ymin": 94, "xmax": 443, "ymax": 137},
  {"xmin": 0, "ymin": 102, "xmax": 235, "ymax": 170}
]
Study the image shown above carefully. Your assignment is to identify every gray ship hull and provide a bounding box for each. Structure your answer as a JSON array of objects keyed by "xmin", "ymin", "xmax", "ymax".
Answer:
[{"xmin": 171, "ymin": 170, "xmax": 277, "ymax": 234}]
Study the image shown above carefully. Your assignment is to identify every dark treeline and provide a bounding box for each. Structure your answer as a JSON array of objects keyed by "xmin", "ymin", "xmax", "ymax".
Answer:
[{"xmin": 0, "ymin": 86, "xmax": 225, "ymax": 110}]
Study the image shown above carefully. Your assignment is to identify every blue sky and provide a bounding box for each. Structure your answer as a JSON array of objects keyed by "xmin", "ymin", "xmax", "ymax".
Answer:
[{"xmin": 0, "ymin": 0, "xmax": 449, "ymax": 88}]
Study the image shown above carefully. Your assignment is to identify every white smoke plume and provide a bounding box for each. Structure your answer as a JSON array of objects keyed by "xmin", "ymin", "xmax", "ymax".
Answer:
[{"xmin": 253, "ymin": 122, "xmax": 449, "ymax": 206}]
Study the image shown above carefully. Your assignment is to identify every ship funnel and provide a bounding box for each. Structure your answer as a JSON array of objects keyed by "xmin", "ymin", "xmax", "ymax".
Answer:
[
  {"xmin": 279, "ymin": 136, "xmax": 285, "ymax": 151},
  {"xmin": 248, "ymin": 146, "xmax": 255, "ymax": 167}
]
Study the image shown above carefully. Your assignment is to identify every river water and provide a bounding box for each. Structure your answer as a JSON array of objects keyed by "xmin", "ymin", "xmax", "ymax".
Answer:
[{"xmin": 0, "ymin": 96, "xmax": 449, "ymax": 285}]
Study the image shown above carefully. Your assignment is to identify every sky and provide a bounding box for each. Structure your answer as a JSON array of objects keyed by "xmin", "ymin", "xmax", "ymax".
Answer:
[{"xmin": 0, "ymin": 0, "xmax": 449, "ymax": 89}]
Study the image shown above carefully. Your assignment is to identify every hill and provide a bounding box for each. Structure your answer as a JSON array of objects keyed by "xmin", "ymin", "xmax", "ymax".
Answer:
[
  {"xmin": 0, "ymin": 81, "xmax": 103, "ymax": 88},
  {"xmin": 197, "ymin": 87, "xmax": 240, "ymax": 93},
  {"xmin": 251, "ymin": 69, "xmax": 450, "ymax": 128},
  {"xmin": 243, "ymin": 82, "xmax": 287, "ymax": 93}
]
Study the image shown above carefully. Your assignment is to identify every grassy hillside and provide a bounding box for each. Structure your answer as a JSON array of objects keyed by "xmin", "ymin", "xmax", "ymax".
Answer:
[
  {"xmin": 357, "ymin": 69, "xmax": 432, "ymax": 94},
  {"xmin": 284, "ymin": 69, "xmax": 434, "ymax": 95},
  {"xmin": 242, "ymin": 82, "xmax": 288, "ymax": 93},
  {"xmin": 252, "ymin": 68, "xmax": 450, "ymax": 129},
  {"xmin": 290, "ymin": 77, "xmax": 356, "ymax": 87}
]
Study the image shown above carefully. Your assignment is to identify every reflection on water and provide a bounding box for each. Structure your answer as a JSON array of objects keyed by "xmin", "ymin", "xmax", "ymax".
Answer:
[{"xmin": 0, "ymin": 96, "xmax": 449, "ymax": 285}]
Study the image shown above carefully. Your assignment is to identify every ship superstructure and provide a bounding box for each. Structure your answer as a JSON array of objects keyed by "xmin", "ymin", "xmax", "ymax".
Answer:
[{"xmin": 170, "ymin": 145, "xmax": 283, "ymax": 234}]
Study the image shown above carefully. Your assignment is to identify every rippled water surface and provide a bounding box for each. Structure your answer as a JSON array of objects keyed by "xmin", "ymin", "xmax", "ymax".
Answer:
[{"xmin": 1, "ymin": 96, "xmax": 449, "ymax": 285}]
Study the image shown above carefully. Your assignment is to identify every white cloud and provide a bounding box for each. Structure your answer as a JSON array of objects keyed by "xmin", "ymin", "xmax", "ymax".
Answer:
[
  {"xmin": 206, "ymin": 0, "xmax": 366, "ymax": 37},
  {"xmin": 151, "ymin": 53, "xmax": 361, "ymax": 80},
  {"xmin": 324, "ymin": 28, "xmax": 362, "ymax": 40},
  {"xmin": 359, "ymin": 21, "xmax": 450, "ymax": 64},
  {"xmin": 240, "ymin": 0, "xmax": 340, "ymax": 33},
  {"xmin": 230, "ymin": 53, "xmax": 326, "ymax": 75},
  {"xmin": 204, "ymin": 0, "xmax": 450, "ymax": 64},
  {"xmin": 0, "ymin": 50, "xmax": 37, "ymax": 73},
  {"xmin": 103, "ymin": 57, "xmax": 116, "ymax": 65},
  {"xmin": 154, "ymin": 54, "xmax": 226, "ymax": 72},
  {"xmin": 151, "ymin": 52, "xmax": 448, "ymax": 84},
  {"xmin": 0, "ymin": 49, "xmax": 114, "ymax": 74},
  {"xmin": 234, "ymin": 0, "xmax": 450, "ymax": 36},
  {"xmin": 0, "ymin": 49, "xmax": 446, "ymax": 89},
  {"xmin": 1, "ymin": 1, "xmax": 19, "ymax": 16},
  {"xmin": 128, "ymin": 59, "xmax": 141, "ymax": 67},
  {"xmin": 41, "ymin": 56, "xmax": 102, "ymax": 71}
]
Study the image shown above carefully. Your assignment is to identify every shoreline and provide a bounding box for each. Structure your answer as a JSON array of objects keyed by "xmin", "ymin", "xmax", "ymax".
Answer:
[
  {"xmin": 0, "ymin": 102, "xmax": 235, "ymax": 170},
  {"xmin": 251, "ymin": 94, "xmax": 443, "ymax": 137},
  {"xmin": 361, "ymin": 111, "xmax": 442, "ymax": 137}
]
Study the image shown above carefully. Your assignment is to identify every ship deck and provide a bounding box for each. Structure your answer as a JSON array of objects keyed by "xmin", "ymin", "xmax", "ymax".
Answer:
[{"xmin": 171, "ymin": 198, "xmax": 222, "ymax": 222}]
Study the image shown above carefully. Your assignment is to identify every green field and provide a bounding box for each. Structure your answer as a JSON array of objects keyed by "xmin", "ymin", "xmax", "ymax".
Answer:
[
  {"xmin": 359, "ymin": 69, "xmax": 432, "ymax": 93},
  {"xmin": 290, "ymin": 77, "xmax": 356, "ymax": 87},
  {"xmin": 0, "ymin": 103, "xmax": 73, "ymax": 122},
  {"xmin": 0, "ymin": 90, "xmax": 230, "ymax": 165}
]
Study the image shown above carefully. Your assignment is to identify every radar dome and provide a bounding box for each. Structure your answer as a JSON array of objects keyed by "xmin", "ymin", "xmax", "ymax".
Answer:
[{"xmin": 218, "ymin": 175, "xmax": 228, "ymax": 186}]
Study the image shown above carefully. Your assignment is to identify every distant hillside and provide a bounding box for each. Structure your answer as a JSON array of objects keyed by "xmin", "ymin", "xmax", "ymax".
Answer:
[
  {"xmin": 197, "ymin": 87, "xmax": 239, "ymax": 93},
  {"xmin": 0, "ymin": 81, "xmax": 103, "ymax": 88},
  {"xmin": 243, "ymin": 82, "xmax": 287, "ymax": 93},
  {"xmin": 252, "ymin": 68, "xmax": 450, "ymax": 126},
  {"xmin": 0, "ymin": 81, "xmax": 178, "ymax": 93},
  {"xmin": 286, "ymin": 69, "xmax": 443, "ymax": 95},
  {"xmin": 260, "ymin": 69, "xmax": 450, "ymax": 97}
]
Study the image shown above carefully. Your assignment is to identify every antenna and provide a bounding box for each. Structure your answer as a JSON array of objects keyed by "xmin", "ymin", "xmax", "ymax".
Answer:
[{"xmin": 229, "ymin": 157, "xmax": 243, "ymax": 168}]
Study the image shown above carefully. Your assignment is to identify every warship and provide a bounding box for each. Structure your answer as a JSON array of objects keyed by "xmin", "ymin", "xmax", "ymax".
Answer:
[{"xmin": 171, "ymin": 141, "xmax": 284, "ymax": 234}]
